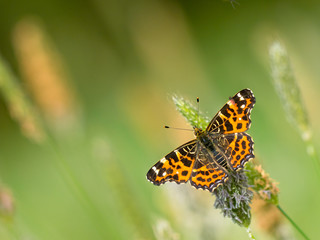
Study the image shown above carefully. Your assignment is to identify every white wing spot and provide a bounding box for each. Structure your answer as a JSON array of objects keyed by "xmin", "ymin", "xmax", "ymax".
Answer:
[
  {"xmin": 160, "ymin": 158, "xmax": 166, "ymax": 163},
  {"xmin": 237, "ymin": 93, "xmax": 242, "ymax": 98},
  {"xmin": 240, "ymin": 97, "xmax": 245, "ymax": 101},
  {"xmin": 241, "ymin": 104, "xmax": 245, "ymax": 108},
  {"xmin": 152, "ymin": 166, "xmax": 160, "ymax": 175}
]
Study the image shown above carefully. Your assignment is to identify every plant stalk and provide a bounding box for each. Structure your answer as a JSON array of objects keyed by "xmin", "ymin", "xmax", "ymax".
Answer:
[{"xmin": 277, "ymin": 205, "xmax": 310, "ymax": 240}]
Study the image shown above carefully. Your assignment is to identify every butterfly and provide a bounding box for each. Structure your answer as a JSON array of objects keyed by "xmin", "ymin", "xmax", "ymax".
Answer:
[{"xmin": 146, "ymin": 89, "xmax": 256, "ymax": 192}]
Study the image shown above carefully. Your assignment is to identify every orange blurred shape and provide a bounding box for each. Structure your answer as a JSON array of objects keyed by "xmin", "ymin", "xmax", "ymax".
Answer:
[
  {"xmin": 251, "ymin": 197, "xmax": 287, "ymax": 239},
  {"xmin": 12, "ymin": 18, "xmax": 79, "ymax": 133}
]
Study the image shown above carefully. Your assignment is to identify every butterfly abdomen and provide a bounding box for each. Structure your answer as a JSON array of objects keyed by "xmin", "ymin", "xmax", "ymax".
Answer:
[{"xmin": 198, "ymin": 133, "xmax": 228, "ymax": 169}]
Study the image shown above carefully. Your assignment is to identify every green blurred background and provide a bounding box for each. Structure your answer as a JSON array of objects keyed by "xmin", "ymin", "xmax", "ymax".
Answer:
[{"xmin": 0, "ymin": 0, "xmax": 320, "ymax": 239}]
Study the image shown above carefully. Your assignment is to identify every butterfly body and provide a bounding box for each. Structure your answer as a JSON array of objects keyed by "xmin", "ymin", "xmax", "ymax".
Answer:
[
  {"xmin": 194, "ymin": 128, "xmax": 228, "ymax": 169},
  {"xmin": 194, "ymin": 127, "xmax": 211, "ymax": 148},
  {"xmin": 147, "ymin": 89, "xmax": 256, "ymax": 192}
]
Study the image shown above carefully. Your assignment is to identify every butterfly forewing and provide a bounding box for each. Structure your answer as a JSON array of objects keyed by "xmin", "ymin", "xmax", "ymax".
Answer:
[
  {"xmin": 206, "ymin": 89, "xmax": 255, "ymax": 134},
  {"xmin": 147, "ymin": 140, "xmax": 197, "ymax": 185}
]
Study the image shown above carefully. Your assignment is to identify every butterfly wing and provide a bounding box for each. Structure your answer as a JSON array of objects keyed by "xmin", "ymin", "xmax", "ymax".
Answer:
[
  {"xmin": 190, "ymin": 144, "xmax": 228, "ymax": 192},
  {"xmin": 206, "ymin": 89, "xmax": 255, "ymax": 134},
  {"xmin": 224, "ymin": 132, "xmax": 254, "ymax": 171},
  {"xmin": 147, "ymin": 140, "xmax": 197, "ymax": 185}
]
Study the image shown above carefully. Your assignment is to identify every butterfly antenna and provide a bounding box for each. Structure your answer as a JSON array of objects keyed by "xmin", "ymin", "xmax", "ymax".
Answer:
[
  {"xmin": 197, "ymin": 97, "xmax": 200, "ymax": 128},
  {"xmin": 164, "ymin": 126, "xmax": 193, "ymax": 131}
]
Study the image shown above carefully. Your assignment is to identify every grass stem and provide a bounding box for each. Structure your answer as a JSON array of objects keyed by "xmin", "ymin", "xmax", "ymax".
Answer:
[{"xmin": 277, "ymin": 205, "xmax": 310, "ymax": 240}]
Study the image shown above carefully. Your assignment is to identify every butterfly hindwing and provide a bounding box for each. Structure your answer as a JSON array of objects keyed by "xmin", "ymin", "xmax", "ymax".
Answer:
[
  {"xmin": 147, "ymin": 140, "xmax": 196, "ymax": 185},
  {"xmin": 225, "ymin": 132, "xmax": 254, "ymax": 171},
  {"xmin": 188, "ymin": 143, "xmax": 228, "ymax": 192},
  {"xmin": 190, "ymin": 160, "xmax": 228, "ymax": 192},
  {"xmin": 206, "ymin": 89, "xmax": 255, "ymax": 134}
]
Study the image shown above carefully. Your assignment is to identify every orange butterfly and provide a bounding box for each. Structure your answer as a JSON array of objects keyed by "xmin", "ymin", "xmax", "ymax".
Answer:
[{"xmin": 147, "ymin": 89, "xmax": 255, "ymax": 192}]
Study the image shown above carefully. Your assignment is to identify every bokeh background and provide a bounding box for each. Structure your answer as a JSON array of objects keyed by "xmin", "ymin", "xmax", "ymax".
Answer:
[{"xmin": 0, "ymin": 0, "xmax": 320, "ymax": 239}]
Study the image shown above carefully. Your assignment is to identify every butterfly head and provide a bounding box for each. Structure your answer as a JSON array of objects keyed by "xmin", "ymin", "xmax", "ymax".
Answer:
[{"xmin": 193, "ymin": 127, "xmax": 204, "ymax": 137}]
